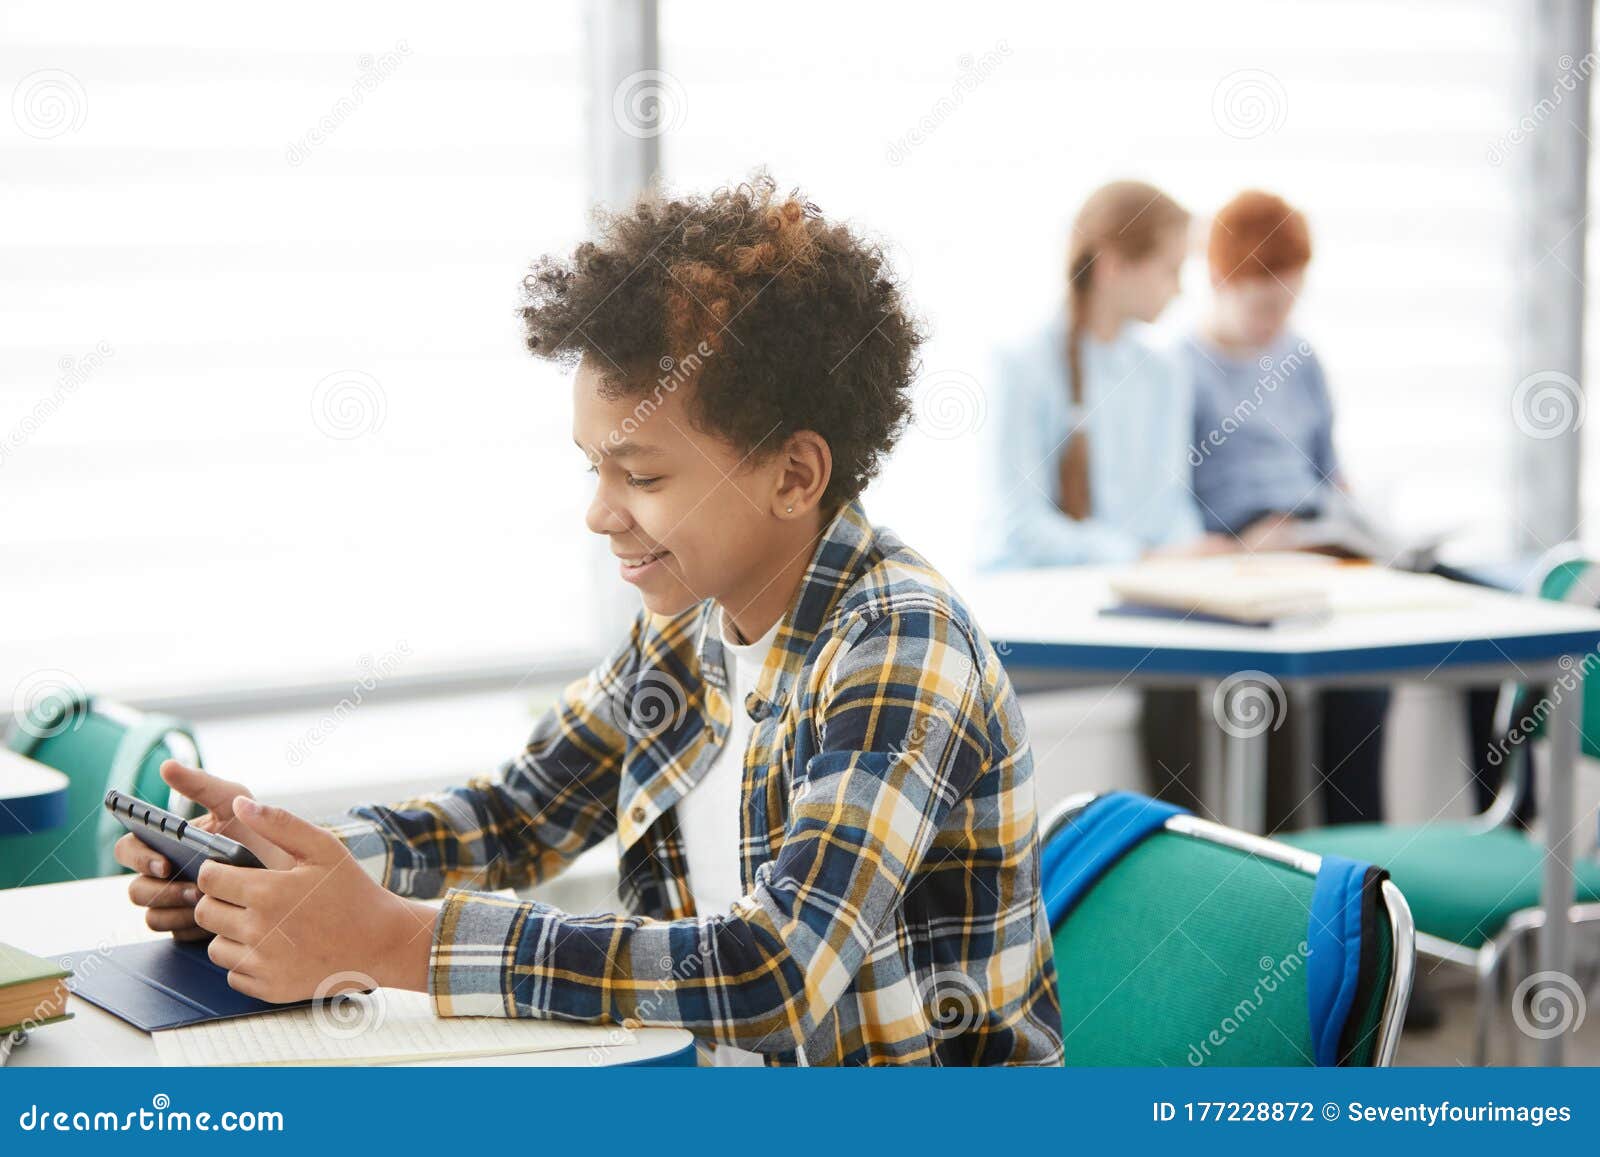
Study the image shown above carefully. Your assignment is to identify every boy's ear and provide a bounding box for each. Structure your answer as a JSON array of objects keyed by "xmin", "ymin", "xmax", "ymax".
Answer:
[{"xmin": 772, "ymin": 429, "xmax": 831, "ymax": 519}]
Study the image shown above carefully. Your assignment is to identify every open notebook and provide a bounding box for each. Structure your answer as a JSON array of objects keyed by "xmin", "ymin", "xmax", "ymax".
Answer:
[{"xmin": 153, "ymin": 988, "xmax": 622, "ymax": 1066}]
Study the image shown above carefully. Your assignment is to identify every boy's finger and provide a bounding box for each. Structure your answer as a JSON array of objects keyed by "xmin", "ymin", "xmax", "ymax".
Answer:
[
  {"xmin": 194, "ymin": 860, "xmax": 257, "ymax": 907},
  {"xmin": 128, "ymin": 875, "xmax": 200, "ymax": 909},
  {"xmin": 158, "ymin": 761, "xmax": 246, "ymax": 816},
  {"xmin": 224, "ymin": 969, "xmax": 270, "ymax": 1001},
  {"xmin": 145, "ymin": 905, "xmax": 203, "ymax": 934},
  {"xmin": 112, "ymin": 833, "xmax": 167, "ymax": 878},
  {"xmin": 193, "ymin": 894, "xmax": 251, "ymax": 942},
  {"xmin": 231, "ymin": 797, "xmax": 341, "ymax": 864}
]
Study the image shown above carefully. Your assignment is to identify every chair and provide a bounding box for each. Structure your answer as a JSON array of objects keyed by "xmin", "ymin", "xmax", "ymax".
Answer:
[
  {"xmin": 1278, "ymin": 544, "xmax": 1600, "ymax": 1063},
  {"xmin": 1, "ymin": 692, "xmax": 201, "ymax": 889},
  {"xmin": 1047, "ymin": 791, "xmax": 1414, "ymax": 1066}
]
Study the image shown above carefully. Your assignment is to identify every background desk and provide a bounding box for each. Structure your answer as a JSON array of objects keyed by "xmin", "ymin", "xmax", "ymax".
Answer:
[
  {"xmin": 0, "ymin": 749, "xmax": 69, "ymax": 836},
  {"xmin": 1, "ymin": 874, "xmax": 694, "ymax": 1067},
  {"xmin": 971, "ymin": 565, "xmax": 1600, "ymax": 1065}
]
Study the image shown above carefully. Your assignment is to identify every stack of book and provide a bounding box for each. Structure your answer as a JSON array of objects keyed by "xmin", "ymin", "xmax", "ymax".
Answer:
[{"xmin": 1, "ymin": 942, "xmax": 73, "ymax": 1065}]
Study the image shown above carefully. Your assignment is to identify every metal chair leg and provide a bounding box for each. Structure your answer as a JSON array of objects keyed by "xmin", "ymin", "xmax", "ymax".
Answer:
[
  {"xmin": 1508, "ymin": 929, "xmax": 1533, "ymax": 1066},
  {"xmin": 1474, "ymin": 942, "xmax": 1502, "ymax": 1066}
]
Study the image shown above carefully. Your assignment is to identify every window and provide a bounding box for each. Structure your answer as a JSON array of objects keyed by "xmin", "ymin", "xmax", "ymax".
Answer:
[
  {"xmin": 662, "ymin": 0, "xmax": 1521, "ymax": 578},
  {"xmin": 3, "ymin": 2, "xmax": 596, "ymax": 702},
  {"xmin": 3, "ymin": 1, "xmax": 1540, "ymax": 712}
]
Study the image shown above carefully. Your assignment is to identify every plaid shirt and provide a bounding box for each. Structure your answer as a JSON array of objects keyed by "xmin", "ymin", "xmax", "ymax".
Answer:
[{"xmin": 327, "ymin": 501, "xmax": 1062, "ymax": 1066}]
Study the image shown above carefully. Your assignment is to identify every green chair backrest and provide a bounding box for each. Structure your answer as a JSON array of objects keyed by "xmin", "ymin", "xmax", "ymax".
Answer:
[
  {"xmin": 1052, "ymin": 821, "xmax": 1394, "ymax": 1067},
  {"xmin": 1, "ymin": 696, "xmax": 200, "ymax": 890},
  {"xmin": 1524, "ymin": 553, "xmax": 1600, "ymax": 760}
]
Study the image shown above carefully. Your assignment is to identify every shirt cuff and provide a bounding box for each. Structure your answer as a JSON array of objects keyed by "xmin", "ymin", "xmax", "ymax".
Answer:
[
  {"xmin": 321, "ymin": 816, "xmax": 395, "ymax": 889},
  {"xmin": 429, "ymin": 887, "xmax": 550, "ymax": 1018}
]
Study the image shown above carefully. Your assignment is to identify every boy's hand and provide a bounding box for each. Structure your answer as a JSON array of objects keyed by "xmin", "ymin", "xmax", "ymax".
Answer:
[
  {"xmin": 192, "ymin": 796, "xmax": 437, "ymax": 1002},
  {"xmin": 114, "ymin": 761, "xmax": 293, "ymax": 941}
]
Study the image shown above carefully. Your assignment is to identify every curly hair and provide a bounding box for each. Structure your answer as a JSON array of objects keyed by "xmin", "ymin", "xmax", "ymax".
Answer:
[{"xmin": 520, "ymin": 175, "xmax": 925, "ymax": 509}]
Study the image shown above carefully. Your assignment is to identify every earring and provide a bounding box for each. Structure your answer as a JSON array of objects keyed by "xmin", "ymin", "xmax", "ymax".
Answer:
[{"xmin": 785, "ymin": 506, "xmax": 794, "ymax": 514}]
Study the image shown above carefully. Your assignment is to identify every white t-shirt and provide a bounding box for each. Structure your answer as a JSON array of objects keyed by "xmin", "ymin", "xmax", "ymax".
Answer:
[{"xmin": 674, "ymin": 606, "xmax": 781, "ymax": 1066}]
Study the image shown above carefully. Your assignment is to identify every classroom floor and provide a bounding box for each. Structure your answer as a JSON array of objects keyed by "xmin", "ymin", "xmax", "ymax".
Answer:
[{"xmin": 1396, "ymin": 963, "xmax": 1600, "ymax": 1066}]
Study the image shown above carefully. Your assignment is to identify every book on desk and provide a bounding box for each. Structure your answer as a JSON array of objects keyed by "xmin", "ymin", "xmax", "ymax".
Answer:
[
  {"xmin": 1106, "ymin": 553, "xmax": 1474, "ymax": 628},
  {"xmin": 1, "ymin": 941, "xmax": 74, "ymax": 1065}
]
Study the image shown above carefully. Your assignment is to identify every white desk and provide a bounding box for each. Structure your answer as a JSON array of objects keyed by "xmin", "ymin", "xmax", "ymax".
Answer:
[
  {"xmin": 1, "ymin": 874, "xmax": 694, "ymax": 1068},
  {"xmin": 971, "ymin": 564, "xmax": 1600, "ymax": 1065}
]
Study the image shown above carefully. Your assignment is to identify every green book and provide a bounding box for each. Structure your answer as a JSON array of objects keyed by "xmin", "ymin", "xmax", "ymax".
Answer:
[{"xmin": 0, "ymin": 942, "xmax": 73, "ymax": 1036}]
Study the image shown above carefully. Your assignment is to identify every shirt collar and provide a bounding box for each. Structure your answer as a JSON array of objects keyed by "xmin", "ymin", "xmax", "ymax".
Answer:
[{"xmin": 697, "ymin": 498, "xmax": 878, "ymax": 721}]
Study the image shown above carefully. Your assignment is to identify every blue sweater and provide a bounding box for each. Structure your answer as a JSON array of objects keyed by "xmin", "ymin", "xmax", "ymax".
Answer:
[
  {"xmin": 979, "ymin": 317, "xmax": 1203, "ymax": 570},
  {"xmin": 1182, "ymin": 332, "xmax": 1339, "ymax": 536}
]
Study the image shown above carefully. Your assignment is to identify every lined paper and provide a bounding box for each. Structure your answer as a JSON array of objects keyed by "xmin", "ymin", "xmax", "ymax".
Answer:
[{"xmin": 153, "ymin": 989, "xmax": 625, "ymax": 1066}]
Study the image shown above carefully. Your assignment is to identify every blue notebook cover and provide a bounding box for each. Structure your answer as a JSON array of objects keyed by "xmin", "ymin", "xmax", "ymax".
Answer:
[{"xmin": 58, "ymin": 940, "xmax": 312, "ymax": 1032}]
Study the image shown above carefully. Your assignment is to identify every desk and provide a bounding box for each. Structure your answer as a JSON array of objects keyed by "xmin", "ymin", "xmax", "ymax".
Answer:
[
  {"xmin": 0, "ymin": 749, "xmax": 69, "ymax": 836},
  {"xmin": 971, "ymin": 565, "xmax": 1600, "ymax": 1065},
  {"xmin": 1, "ymin": 874, "xmax": 694, "ymax": 1067}
]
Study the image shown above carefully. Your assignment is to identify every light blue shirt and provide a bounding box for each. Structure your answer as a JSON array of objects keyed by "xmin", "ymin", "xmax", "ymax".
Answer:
[
  {"xmin": 979, "ymin": 317, "xmax": 1203, "ymax": 570},
  {"xmin": 1182, "ymin": 332, "xmax": 1339, "ymax": 536}
]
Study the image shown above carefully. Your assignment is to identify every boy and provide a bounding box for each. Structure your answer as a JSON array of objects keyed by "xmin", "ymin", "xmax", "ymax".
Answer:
[{"xmin": 117, "ymin": 177, "xmax": 1064, "ymax": 1066}]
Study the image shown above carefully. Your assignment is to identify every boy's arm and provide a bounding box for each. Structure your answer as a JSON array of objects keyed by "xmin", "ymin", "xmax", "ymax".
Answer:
[
  {"xmin": 425, "ymin": 608, "xmax": 999, "ymax": 1054},
  {"xmin": 321, "ymin": 615, "xmax": 643, "ymax": 899}
]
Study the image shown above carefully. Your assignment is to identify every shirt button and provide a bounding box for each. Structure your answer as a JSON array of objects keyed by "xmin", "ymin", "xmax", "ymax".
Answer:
[{"xmin": 630, "ymin": 805, "xmax": 648, "ymax": 825}]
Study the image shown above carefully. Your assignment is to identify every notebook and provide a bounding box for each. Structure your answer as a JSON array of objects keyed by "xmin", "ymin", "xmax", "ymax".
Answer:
[
  {"xmin": 1109, "ymin": 556, "xmax": 1335, "ymax": 625},
  {"xmin": 57, "ymin": 939, "xmax": 312, "ymax": 1032},
  {"xmin": 153, "ymin": 988, "xmax": 623, "ymax": 1066},
  {"xmin": 1108, "ymin": 554, "xmax": 1471, "ymax": 626},
  {"xmin": 0, "ymin": 941, "xmax": 73, "ymax": 1036}
]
